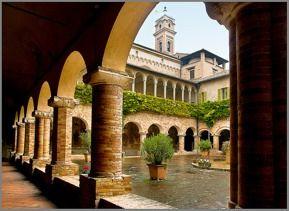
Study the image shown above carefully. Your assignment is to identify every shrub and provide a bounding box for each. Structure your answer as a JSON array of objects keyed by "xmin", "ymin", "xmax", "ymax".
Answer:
[
  {"xmin": 221, "ymin": 141, "xmax": 230, "ymax": 155},
  {"xmin": 79, "ymin": 130, "xmax": 91, "ymax": 153},
  {"xmin": 197, "ymin": 158, "xmax": 211, "ymax": 168},
  {"xmin": 141, "ymin": 134, "xmax": 174, "ymax": 165},
  {"xmin": 199, "ymin": 139, "xmax": 212, "ymax": 152}
]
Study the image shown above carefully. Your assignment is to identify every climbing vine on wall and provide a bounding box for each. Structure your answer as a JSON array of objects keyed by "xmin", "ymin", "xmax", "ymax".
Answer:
[{"xmin": 74, "ymin": 84, "xmax": 230, "ymax": 127}]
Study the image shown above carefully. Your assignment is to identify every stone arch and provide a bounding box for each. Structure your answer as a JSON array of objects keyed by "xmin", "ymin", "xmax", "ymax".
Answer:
[
  {"xmin": 102, "ymin": 2, "xmax": 156, "ymax": 72},
  {"xmin": 37, "ymin": 81, "xmax": 52, "ymax": 112},
  {"xmin": 57, "ymin": 51, "xmax": 86, "ymax": 98},
  {"xmin": 122, "ymin": 122, "xmax": 141, "ymax": 156},
  {"xmin": 168, "ymin": 126, "xmax": 179, "ymax": 152},
  {"xmin": 214, "ymin": 126, "xmax": 230, "ymax": 136},
  {"xmin": 135, "ymin": 71, "xmax": 144, "ymax": 94},
  {"xmin": 147, "ymin": 123, "xmax": 161, "ymax": 138},
  {"xmin": 199, "ymin": 129, "xmax": 213, "ymax": 147},
  {"xmin": 185, "ymin": 127, "xmax": 195, "ymax": 151},
  {"xmin": 26, "ymin": 97, "xmax": 35, "ymax": 118},
  {"xmin": 14, "ymin": 112, "xmax": 18, "ymax": 125},
  {"xmin": 219, "ymin": 129, "xmax": 230, "ymax": 151},
  {"xmin": 146, "ymin": 74, "xmax": 154, "ymax": 96}
]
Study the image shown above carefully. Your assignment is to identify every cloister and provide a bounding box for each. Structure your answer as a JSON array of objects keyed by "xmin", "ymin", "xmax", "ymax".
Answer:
[{"xmin": 3, "ymin": 2, "xmax": 286, "ymax": 208}]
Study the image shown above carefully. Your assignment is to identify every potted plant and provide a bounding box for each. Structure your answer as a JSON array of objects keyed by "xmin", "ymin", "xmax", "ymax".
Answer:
[
  {"xmin": 141, "ymin": 134, "xmax": 174, "ymax": 180},
  {"xmin": 199, "ymin": 139, "xmax": 212, "ymax": 158},
  {"xmin": 221, "ymin": 141, "xmax": 230, "ymax": 164},
  {"xmin": 79, "ymin": 130, "xmax": 91, "ymax": 162}
]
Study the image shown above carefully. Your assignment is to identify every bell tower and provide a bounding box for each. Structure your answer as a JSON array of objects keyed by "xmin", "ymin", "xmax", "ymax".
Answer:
[{"xmin": 154, "ymin": 7, "xmax": 176, "ymax": 55}]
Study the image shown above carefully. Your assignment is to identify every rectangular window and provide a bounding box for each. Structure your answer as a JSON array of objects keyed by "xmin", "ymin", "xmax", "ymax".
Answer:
[
  {"xmin": 218, "ymin": 87, "xmax": 229, "ymax": 100},
  {"xmin": 199, "ymin": 91, "xmax": 207, "ymax": 103},
  {"xmin": 188, "ymin": 66, "xmax": 195, "ymax": 80}
]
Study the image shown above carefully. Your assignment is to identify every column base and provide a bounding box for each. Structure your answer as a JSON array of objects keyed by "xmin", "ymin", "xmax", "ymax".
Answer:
[
  {"xmin": 45, "ymin": 162, "xmax": 79, "ymax": 180},
  {"xmin": 21, "ymin": 155, "xmax": 31, "ymax": 162},
  {"xmin": 79, "ymin": 174, "xmax": 132, "ymax": 208},
  {"xmin": 228, "ymin": 200, "xmax": 237, "ymax": 209},
  {"xmin": 30, "ymin": 158, "xmax": 50, "ymax": 169}
]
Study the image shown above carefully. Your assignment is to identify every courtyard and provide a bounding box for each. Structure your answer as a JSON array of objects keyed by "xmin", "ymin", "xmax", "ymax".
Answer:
[{"xmin": 74, "ymin": 155, "xmax": 229, "ymax": 209}]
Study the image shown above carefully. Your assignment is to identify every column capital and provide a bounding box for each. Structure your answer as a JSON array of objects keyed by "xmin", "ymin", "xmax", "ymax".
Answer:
[
  {"xmin": 83, "ymin": 66, "xmax": 133, "ymax": 89},
  {"xmin": 181, "ymin": 84, "xmax": 185, "ymax": 90},
  {"xmin": 48, "ymin": 96, "xmax": 79, "ymax": 109},
  {"xmin": 23, "ymin": 117, "xmax": 35, "ymax": 124},
  {"xmin": 16, "ymin": 122, "xmax": 25, "ymax": 127},
  {"xmin": 214, "ymin": 134, "xmax": 220, "ymax": 137},
  {"xmin": 172, "ymin": 82, "xmax": 177, "ymax": 88},
  {"xmin": 139, "ymin": 131, "xmax": 147, "ymax": 136},
  {"xmin": 154, "ymin": 77, "xmax": 158, "ymax": 84},
  {"xmin": 188, "ymin": 87, "xmax": 192, "ymax": 92},
  {"xmin": 12, "ymin": 124, "xmax": 17, "ymax": 129},
  {"xmin": 32, "ymin": 110, "xmax": 53, "ymax": 118},
  {"xmin": 193, "ymin": 135, "xmax": 200, "ymax": 138},
  {"xmin": 178, "ymin": 134, "xmax": 186, "ymax": 138},
  {"xmin": 163, "ymin": 80, "xmax": 168, "ymax": 86}
]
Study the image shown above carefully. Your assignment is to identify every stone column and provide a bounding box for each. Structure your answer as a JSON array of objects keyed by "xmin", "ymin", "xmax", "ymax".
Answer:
[
  {"xmin": 178, "ymin": 134, "xmax": 185, "ymax": 153},
  {"xmin": 163, "ymin": 80, "xmax": 167, "ymax": 99},
  {"xmin": 23, "ymin": 117, "xmax": 35, "ymax": 160},
  {"xmin": 181, "ymin": 85, "xmax": 185, "ymax": 102},
  {"xmin": 193, "ymin": 135, "xmax": 200, "ymax": 152},
  {"xmin": 80, "ymin": 67, "xmax": 132, "ymax": 206},
  {"xmin": 131, "ymin": 76, "xmax": 135, "ymax": 92},
  {"xmin": 188, "ymin": 88, "xmax": 192, "ymax": 103},
  {"xmin": 139, "ymin": 131, "xmax": 147, "ymax": 145},
  {"xmin": 16, "ymin": 122, "xmax": 25, "ymax": 155},
  {"xmin": 43, "ymin": 117, "xmax": 51, "ymax": 159},
  {"xmin": 172, "ymin": 82, "xmax": 176, "ymax": 101},
  {"xmin": 213, "ymin": 135, "xmax": 220, "ymax": 151},
  {"xmin": 153, "ymin": 78, "xmax": 158, "ymax": 97},
  {"xmin": 143, "ymin": 75, "xmax": 147, "ymax": 95},
  {"xmin": 45, "ymin": 96, "xmax": 79, "ymax": 178}
]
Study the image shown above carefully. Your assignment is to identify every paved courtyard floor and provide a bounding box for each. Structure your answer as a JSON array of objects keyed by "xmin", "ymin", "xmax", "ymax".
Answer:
[
  {"xmin": 122, "ymin": 155, "xmax": 230, "ymax": 209},
  {"xmin": 1, "ymin": 162, "xmax": 57, "ymax": 208}
]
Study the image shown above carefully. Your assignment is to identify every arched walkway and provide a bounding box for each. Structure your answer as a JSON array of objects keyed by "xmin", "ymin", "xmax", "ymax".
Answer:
[
  {"xmin": 200, "ymin": 130, "xmax": 213, "ymax": 147},
  {"xmin": 122, "ymin": 122, "xmax": 140, "ymax": 156},
  {"xmin": 185, "ymin": 128, "xmax": 194, "ymax": 151},
  {"xmin": 219, "ymin": 129, "xmax": 230, "ymax": 150},
  {"xmin": 168, "ymin": 126, "xmax": 179, "ymax": 152},
  {"xmin": 147, "ymin": 124, "xmax": 160, "ymax": 138}
]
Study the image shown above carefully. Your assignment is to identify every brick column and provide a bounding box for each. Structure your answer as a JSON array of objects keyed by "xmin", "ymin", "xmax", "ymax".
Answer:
[
  {"xmin": 43, "ymin": 117, "xmax": 51, "ymax": 159},
  {"xmin": 45, "ymin": 96, "xmax": 79, "ymax": 178},
  {"xmin": 23, "ymin": 117, "xmax": 35, "ymax": 160},
  {"xmin": 16, "ymin": 122, "xmax": 25, "ymax": 155},
  {"xmin": 178, "ymin": 134, "xmax": 185, "ymax": 153},
  {"xmin": 236, "ymin": 3, "xmax": 275, "ymax": 208},
  {"xmin": 228, "ymin": 20, "xmax": 238, "ymax": 209},
  {"xmin": 80, "ymin": 67, "xmax": 132, "ymax": 207}
]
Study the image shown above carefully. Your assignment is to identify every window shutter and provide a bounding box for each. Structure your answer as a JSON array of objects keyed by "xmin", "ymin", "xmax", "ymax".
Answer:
[{"xmin": 218, "ymin": 89, "xmax": 221, "ymax": 101}]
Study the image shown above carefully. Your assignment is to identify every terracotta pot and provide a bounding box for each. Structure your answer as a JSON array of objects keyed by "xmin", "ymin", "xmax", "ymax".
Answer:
[
  {"xmin": 201, "ymin": 150, "xmax": 210, "ymax": 158},
  {"xmin": 147, "ymin": 164, "xmax": 167, "ymax": 180}
]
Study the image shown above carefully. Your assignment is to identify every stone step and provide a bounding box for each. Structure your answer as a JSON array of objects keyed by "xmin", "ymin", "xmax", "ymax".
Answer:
[{"xmin": 100, "ymin": 193, "xmax": 174, "ymax": 209}]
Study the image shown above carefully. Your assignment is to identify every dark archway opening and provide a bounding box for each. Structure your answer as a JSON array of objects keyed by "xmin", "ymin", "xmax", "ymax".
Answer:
[
  {"xmin": 168, "ymin": 126, "xmax": 179, "ymax": 152},
  {"xmin": 147, "ymin": 124, "xmax": 160, "ymax": 138},
  {"xmin": 200, "ymin": 130, "xmax": 213, "ymax": 147},
  {"xmin": 219, "ymin": 129, "xmax": 230, "ymax": 150},
  {"xmin": 122, "ymin": 122, "xmax": 140, "ymax": 156},
  {"xmin": 185, "ymin": 128, "xmax": 194, "ymax": 151},
  {"xmin": 72, "ymin": 117, "xmax": 87, "ymax": 154}
]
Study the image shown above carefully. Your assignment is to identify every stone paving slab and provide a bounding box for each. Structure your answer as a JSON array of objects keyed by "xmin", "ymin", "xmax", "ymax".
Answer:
[
  {"xmin": 102, "ymin": 193, "xmax": 175, "ymax": 209},
  {"xmin": 2, "ymin": 162, "xmax": 57, "ymax": 208}
]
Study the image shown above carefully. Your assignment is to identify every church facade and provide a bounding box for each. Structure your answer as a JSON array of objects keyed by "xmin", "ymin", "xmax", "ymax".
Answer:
[{"xmin": 72, "ymin": 12, "xmax": 230, "ymax": 156}]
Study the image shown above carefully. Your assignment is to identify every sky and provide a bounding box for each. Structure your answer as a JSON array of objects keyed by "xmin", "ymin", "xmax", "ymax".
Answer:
[{"xmin": 134, "ymin": 2, "xmax": 229, "ymax": 60}]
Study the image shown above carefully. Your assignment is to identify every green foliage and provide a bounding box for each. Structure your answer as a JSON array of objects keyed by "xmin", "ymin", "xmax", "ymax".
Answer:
[
  {"xmin": 74, "ymin": 82, "xmax": 92, "ymax": 104},
  {"xmin": 141, "ymin": 134, "xmax": 174, "ymax": 165},
  {"xmin": 74, "ymin": 84, "xmax": 230, "ymax": 128},
  {"xmin": 221, "ymin": 141, "xmax": 230, "ymax": 155},
  {"xmin": 123, "ymin": 91, "xmax": 191, "ymax": 117},
  {"xmin": 198, "ymin": 139, "xmax": 212, "ymax": 152},
  {"xmin": 197, "ymin": 158, "xmax": 211, "ymax": 168},
  {"xmin": 79, "ymin": 130, "xmax": 91, "ymax": 153}
]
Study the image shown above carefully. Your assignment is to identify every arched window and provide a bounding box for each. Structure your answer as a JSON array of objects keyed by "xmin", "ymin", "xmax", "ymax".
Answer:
[
  {"xmin": 167, "ymin": 41, "xmax": 171, "ymax": 52},
  {"xmin": 159, "ymin": 42, "xmax": 162, "ymax": 52}
]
